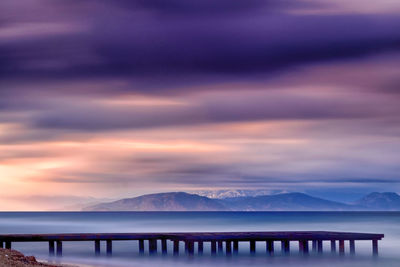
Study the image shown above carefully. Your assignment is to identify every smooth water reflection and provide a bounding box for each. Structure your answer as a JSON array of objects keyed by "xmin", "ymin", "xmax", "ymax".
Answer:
[{"xmin": 1, "ymin": 212, "xmax": 399, "ymax": 266}]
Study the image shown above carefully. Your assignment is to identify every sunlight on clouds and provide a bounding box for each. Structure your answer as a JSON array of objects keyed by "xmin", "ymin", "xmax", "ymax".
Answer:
[
  {"xmin": 34, "ymin": 160, "xmax": 72, "ymax": 170},
  {"xmin": 222, "ymin": 138, "xmax": 308, "ymax": 145},
  {"xmin": 0, "ymin": 22, "xmax": 84, "ymax": 42},
  {"xmin": 39, "ymin": 139, "xmax": 229, "ymax": 152},
  {"xmin": 0, "ymin": 165, "xmax": 31, "ymax": 181},
  {"xmin": 291, "ymin": 0, "xmax": 400, "ymax": 14},
  {"xmin": 97, "ymin": 95, "xmax": 188, "ymax": 107},
  {"xmin": 109, "ymin": 140, "xmax": 227, "ymax": 152}
]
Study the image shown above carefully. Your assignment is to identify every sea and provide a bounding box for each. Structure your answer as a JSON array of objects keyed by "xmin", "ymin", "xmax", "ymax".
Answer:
[{"xmin": 0, "ymin": 212, "xmax": 399, "ymax": 267}]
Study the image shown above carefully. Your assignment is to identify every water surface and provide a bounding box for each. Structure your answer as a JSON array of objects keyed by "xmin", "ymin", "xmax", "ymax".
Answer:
[{"xmin": 0, "ymin": 212, "xmax": 398, "ymax": 266}]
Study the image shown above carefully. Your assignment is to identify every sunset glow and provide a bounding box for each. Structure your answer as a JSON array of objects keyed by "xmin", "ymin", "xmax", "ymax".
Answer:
[{"xmin": 1, "ymin": 0, "xmax": 400, "ymax": 210}]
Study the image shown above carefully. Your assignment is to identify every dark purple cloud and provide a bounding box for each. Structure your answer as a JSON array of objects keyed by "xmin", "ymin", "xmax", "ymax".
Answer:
[
  {"xmin": 109, "ymin": 0, "xmax": 277, "ymax": 15},
  {"xmin": 1, "ymin": 0, "xmax": 400, "ymax": 91}
]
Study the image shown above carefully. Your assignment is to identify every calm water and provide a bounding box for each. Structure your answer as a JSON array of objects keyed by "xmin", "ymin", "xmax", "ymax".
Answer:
[{"xmin": 0, "ymin": 212, "xmax": 399, "ymax": 266}]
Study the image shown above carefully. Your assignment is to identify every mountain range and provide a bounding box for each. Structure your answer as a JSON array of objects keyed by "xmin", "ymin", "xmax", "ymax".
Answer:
[{"xmin": 83, "ymin": 191, "xmax": 400, "ymax": 211}]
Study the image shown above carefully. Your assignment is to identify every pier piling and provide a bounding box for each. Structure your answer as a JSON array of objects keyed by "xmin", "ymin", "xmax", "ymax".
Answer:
[
  {"xmin": 149, "ymin": 239, "xmax": 157, "ymax": 255},
  {"xmin": 211, "ymin": 241, "xmax": 217, "ymax": 255},
  {"xmin": 299, "ymin": 240, "xmax": 308, "ymax": 255},
  {"xmin": 282, "ymin": 240, "xmax": 290, "ymax": 254},
  {"xmin": 56, "ymin": 241, "xmax": 62, "ymax": 257},
  {"xmin": 330, "ymin": 240, "xmax": 336, "ymax": 253},
  {"xmin": 233, "ymin": 241, "xmax": 239, "ymax": 254},
  {"xmin": 372, "ymin": 239, "xmax": 379, "ymax": 256},
  {"xmin": 339, "ymin": 240, "xmax": 345, "ymax": 255},
  {"xmin": 161, "ymin": 239, "xmax": 167, "ymax": 255},
  {"xmin": 217, "ymin": 241, "xmax": 223, "ymax": 254},
  {"xmin": 317, "ymin": 240, "xmax": 323, "ymax": 254},
  {"xmin": 106, "ymin": 240, "xmax": 112, "ymax": 256},
  {"xmin": 250, "ymin": 240, "xmax": 256, "ymax": 254},
  {"xmin": 173, "ymin": 240, "xmax": 179, "ymax": 255},
  {"xmin": 266, "ymin": 240, "xmax": 274, "ymax": 255},
  {"xmin": 198, "ymin": 241, "xmax": 203, "ymax": 255},
  {"xmin": 139, "ymin": 239, "xmax": 145, "ymax": 254},
  {"xmin": 312, "ymin": 240, "xmax": 317, "ymax": 252},
  {"xmin": 349, "ymin": 240, "xmax": 355, "ymax": 255},
  {"xmin": 184, "ymin": 241, "xmax": 188, "ymax": 253},
  {"xmin": 49, "ymin": 241, "xmax": 55, "ymax": 256},
  {"xmin": 94, "ymin": 240, "xmax": 100, "ymax": 256},
  {"xmin": 185, "ymin": 241, "xmax": 194, "ymax": 255},
  {"xmin": 226, "ymin": 241, "xmax": 232, "ymax": 255}
]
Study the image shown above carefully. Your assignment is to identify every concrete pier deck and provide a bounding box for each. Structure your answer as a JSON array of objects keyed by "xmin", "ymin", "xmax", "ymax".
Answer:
[{"xmin": 0, "ymin": 231, "xmax": 384, "ymax": 257}]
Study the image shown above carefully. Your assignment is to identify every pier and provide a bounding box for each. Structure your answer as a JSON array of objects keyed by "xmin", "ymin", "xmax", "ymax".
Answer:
[{"xmin": 0, "ymin": 231, "xmax": 383, "ymax": 257}]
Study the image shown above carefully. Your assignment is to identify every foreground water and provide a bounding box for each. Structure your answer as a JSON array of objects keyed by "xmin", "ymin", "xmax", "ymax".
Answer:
[{"xmin": 0, "ymin": 212, "xmax": 399, "ymax": 266}]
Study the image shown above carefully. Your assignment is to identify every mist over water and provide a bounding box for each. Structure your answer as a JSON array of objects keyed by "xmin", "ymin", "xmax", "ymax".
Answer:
[{"xmin": 0, "ymin": 212, "xmax": 399, "ymax": 266}]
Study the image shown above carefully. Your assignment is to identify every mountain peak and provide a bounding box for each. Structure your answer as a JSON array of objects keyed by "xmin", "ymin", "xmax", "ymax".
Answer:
[{"xmin": 355, "ymin": 192, "xmax": 400, "ymax": 210}]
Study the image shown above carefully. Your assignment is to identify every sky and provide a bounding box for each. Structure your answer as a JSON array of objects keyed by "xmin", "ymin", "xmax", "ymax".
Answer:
[{"xmin": 1, "ymin": 0, "xmax": 400, "ymax": 210}]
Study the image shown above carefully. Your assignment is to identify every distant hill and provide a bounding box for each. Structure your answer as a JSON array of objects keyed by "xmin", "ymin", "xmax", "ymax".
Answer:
[
  {"xmin": 223, "ymin": 193, "xmax": 352, "ymax": 211},
  {"xmin": 355, "ymin": 192, "xmax": 400, "ymax": 210},
  {"xmin": 83, "ymin": 192, "xmax": 228, "ymax": 211},
  {"xmin": 83, "ymin": 191, "xmax": 400, "ymax": 211}
]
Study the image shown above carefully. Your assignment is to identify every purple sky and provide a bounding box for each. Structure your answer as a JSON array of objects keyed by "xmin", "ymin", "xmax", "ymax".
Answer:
[{"xmin": 1, "ymin": 0, "xmax": 400, "ymax": 210}]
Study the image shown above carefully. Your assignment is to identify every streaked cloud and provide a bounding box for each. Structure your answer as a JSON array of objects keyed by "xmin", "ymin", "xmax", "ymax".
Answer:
[{"xmin": 1, "ymin": 0, "xmax": 400, "ymax": 210}]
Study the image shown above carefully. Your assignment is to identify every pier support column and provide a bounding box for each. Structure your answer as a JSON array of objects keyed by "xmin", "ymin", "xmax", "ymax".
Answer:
[
  {"xmin": 5, "ymin": 241, "xmax": 11, "ymax": 249},
  {"xmin": 139, "ymin": 240, "xmax": 144, "ymax": 254},
  {"xmin": 330, "ymin": 240, "xmax": 336, "ymax": 253},
  {"xmin": 106, "ymin": 240, "xmax": 112, "ymax": 256},
  {"xmin": 56, "ymin": 241, "xmax": 62, "ymax": 257},
  {"xmin": 250, "ymin": 240, "xmax": 256, "ymax": 254},
  {"xmin": 198, "ymin": 241, "xmax": 203, "ymax": 255},
  {"xmin": 317, "ymin": 240, "xmax": 323, "ymax": 254},
  {"xmin": 217, "ymin": 241, "xmax": 223, "ymax": 254},
  {"xmin": 173, "ymin": 240, "xmax": 179, "ymax": 256},
  {"xmin": 161, "ymin": 239, "xmax": 167, "ymax": 255},
  {"xmin": 49, "ymin": 241, "xmax": 55, "ymax": 256},
  {"xmin": 299, "ymin": 240, "xmax": 308, "ymax": 255},
  {"xmin": 266, "ymin": 240, "xmax": 274, "ymax": 255},
  {"xmin": 149, "ymin": 239, "xmax": 157, "ymax": 255},
  {"xmin": 339, "ymin": 240, "xmax": 345, "ymax": 255},
  {"xmin": 372, "ymin": 240, "xmax": 378, "ymax": 256},
  {"xmin": 189, "ymin": 241, "xmax": 194, "ymax": 255},
  {"xmin": 233, "ymin": 241, "xmax": 239, "ymax": 254},
  {"xmin": 0, "ymin": 242, "xmax": 3, "ymax": 248},
  {"xmin": 185, "ymin": 241, "xmax": 194, "ymax": 255},
  {"xmin": 226, "ymin": 241, "xmax": 232, "ymax": 255},
  {"xmin": 94, "ymin": 240, "xmax": 100, "ymax": 256},
  {"xmin": 312, "ymin": 240, "xmax": 317, "ymax": 252},
  {"xmin": 282, "ymin": 240, "xmax": 290, "ymax": 254},
  {"xmin": 349, "ymin": 240, "xmax": 355, "ymax": 255},
  {"xmin": 211, "ymin": 241, "xmax": 217, "ymax": 255}
]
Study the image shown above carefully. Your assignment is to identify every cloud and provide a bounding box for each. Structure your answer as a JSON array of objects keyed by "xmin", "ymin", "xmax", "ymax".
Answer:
[
  {"xmin": 2, "ymin": 1, "xmax": 400, "ymax": 210},
  {"xmin": 26, "ymin": 87, "xmax": 397, "ymax": 131},
  {"xmin": 1, "ymin": 0, "xmax": 400, "ymax": 88}
]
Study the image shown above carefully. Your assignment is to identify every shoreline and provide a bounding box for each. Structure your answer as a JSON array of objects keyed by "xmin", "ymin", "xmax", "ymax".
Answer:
[{"xmin": 0, "ymin": 248, "xmax": 78, "ymax": 267}]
